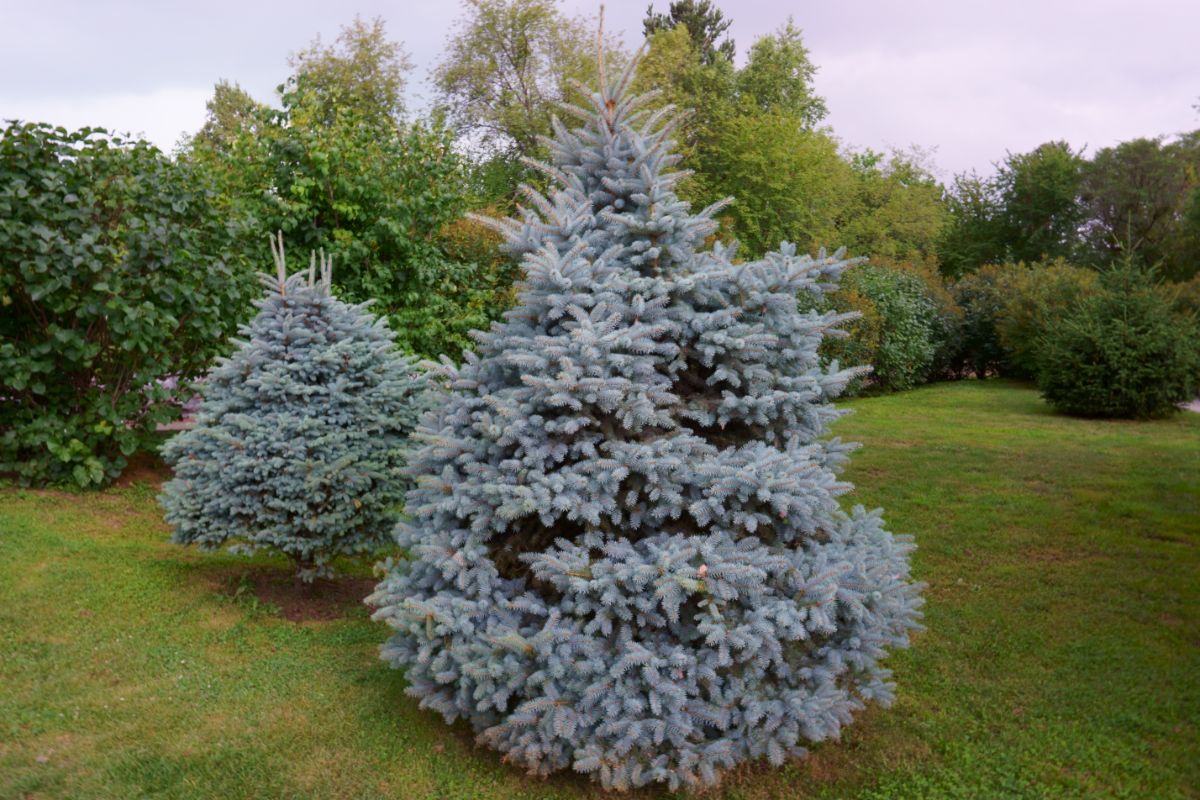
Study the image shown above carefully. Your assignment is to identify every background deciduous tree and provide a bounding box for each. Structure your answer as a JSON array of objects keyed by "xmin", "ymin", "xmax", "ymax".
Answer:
[
  {"xmin": 434, "ymin": 0, "xmax": 621, "ymax": 164},
  {"xmin": 939, "ymin": 131, "xmax": 1200, "ymax": 282},
  {"xmin": 938, "ymin": 142, "xmax": 1084, "ymax": 276},
  {"xmin": 938, "ymin": 171, "xmax": 1006, "ymax": 278},
  {"xmin": 840, "ymin": 148, "xmax": 947, "ymax": 269},
  {"xmin": 287, "ymin": 15, "xmax": 411, "ymax": 126},
  {"xmin": 700, "ymin": 112, "xmax": 849, "ymax": 255},
  {"xmin": 996, "ymin": 141, "xmax": 1085, "ymax": 265},
  {"xmin": 1081, "ymin": 135, "xmax": 1200, "ymax": 281},
  {"xmin": 185, "ymin": 17, "xmax": 512, "ymax": 358},
  {"xmin": 636, "ymin": 9, "xmax": 940, "ymax": 264},
  {"xmin": 735, "ymin": 19, "xmax": 827, "ymax": 127}
]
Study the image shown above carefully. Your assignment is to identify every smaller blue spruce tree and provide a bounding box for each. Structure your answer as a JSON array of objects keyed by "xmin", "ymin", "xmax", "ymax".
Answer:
[
  {"xmin": 370, "ymin": 54, "xmax": 924, "ymax": 791},
  {"xmin": 160, "ymin": 234, "xmax": 426, "ymax": 581}
]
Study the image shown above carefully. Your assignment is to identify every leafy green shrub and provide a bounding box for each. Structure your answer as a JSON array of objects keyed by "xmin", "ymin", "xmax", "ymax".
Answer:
[
  {"xmin": 836, "ymin": 263, "xmax": 956, "ymax": 392},
  {"xmin": 160, "ymin": 243, "xmax": 426, "ymax": 580},
  {"xmin": 908, "ymin": 262, "xmax": 965, "ymax": 381},
  {"xmin": 1037, "ymin": 264, "xmax": 1198, "ymax": 418},
  {"xmin": 0, "ymin": 122, "xmax": 255, "ymax": 487},
  {"xmin": 949, "ymin": 261, "xmax": 1097, "ymax": 380},
  {"xmin": 188, "ymin": 53, "xmax": 488, "ymax": 361},
  {"xmin": 998, "ymin": 261, "xmax": 1097, "ymax": 379},
  {"xmin": 264, "ymin": 116, "xmax": 469, "ymax": 341}
]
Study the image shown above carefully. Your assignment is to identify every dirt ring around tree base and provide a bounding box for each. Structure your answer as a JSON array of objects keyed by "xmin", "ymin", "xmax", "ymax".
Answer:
[{"xmin": 207, "ymin": 566, "xmax": 376, "ymax": 622}]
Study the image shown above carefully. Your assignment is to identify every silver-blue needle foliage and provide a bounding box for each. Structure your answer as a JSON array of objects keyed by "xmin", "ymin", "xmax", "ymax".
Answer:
[
  {"xmin": 369, "ymin": 62, "xmax": 924, "ymax": 792},
  {"xmin": 160, "ymin": 240, "xmax": 427, "ymax": 581}
]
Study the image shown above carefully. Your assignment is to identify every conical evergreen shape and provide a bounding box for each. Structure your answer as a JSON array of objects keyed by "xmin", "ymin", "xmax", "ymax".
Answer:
[
  {"xmin": 161, "ymin": 240, "xmax": 426, "ymax": 580},
  {"xmin": 369, "ymin": 62, "xmax": 923, "ymax": 791}
]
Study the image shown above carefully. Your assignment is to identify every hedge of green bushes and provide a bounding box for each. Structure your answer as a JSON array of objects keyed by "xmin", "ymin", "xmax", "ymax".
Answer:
[
  {"xmin": 802, "ymin": 255, "xmax": 1196, "ymax": 420},
  {"xmin": 3, "ymin": 121, "xmax": 1197, "ymax": 489},
  {"xmin": 948, "ymin": 260, "xmax": 1196, "ymax": 418}
]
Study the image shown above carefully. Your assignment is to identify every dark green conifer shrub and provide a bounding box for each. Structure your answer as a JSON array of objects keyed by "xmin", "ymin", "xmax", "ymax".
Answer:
[
  {"xmin": 1037, "ymin": 263, "xmax": 1198, "ymax": 418},
  {"xmin": 160, "ymin": 237, "xmax": 426, "ymax": 580}
]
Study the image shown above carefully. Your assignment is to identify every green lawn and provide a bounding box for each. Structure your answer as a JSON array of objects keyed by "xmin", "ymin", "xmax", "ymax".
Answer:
[{"xmin": 2, "ymin": 381, "xmax": 1197, "ymax": 799}]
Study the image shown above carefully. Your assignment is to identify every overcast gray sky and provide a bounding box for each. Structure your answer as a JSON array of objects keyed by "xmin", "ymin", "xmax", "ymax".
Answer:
[{"xmin": 1, "ymin": 0, "xmax": 1197, "ymax": 178}]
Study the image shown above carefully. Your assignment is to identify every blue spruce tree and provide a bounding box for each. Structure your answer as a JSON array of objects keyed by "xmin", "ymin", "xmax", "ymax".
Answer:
[
  {"xmin": 161, "ymin": 235, "xmax": 426, "ymax": 582},
  {"xmin": 369, "ymin": 59, "xmax": 923, "ymax": 791}
]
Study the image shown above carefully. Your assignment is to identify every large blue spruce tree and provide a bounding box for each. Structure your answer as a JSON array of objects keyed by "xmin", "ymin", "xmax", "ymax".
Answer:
[
  {"xmin": 369, "ymin": 58, "xmax": 923, "ymax": 791},
  {"xmin": 161, "ymin": 236, "xmax": 426, "ymax": 581}
]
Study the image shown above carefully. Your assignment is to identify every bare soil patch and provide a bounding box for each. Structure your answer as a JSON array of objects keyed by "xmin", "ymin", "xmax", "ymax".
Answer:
[{"xmin": 208, "ymin": 566, "xmax": 375, "ymax": 622}]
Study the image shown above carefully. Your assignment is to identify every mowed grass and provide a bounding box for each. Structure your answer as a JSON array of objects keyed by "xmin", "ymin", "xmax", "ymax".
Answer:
[{"xmin": 1, "ymin": 380, "xmax": 1197, "ymax": 799}]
